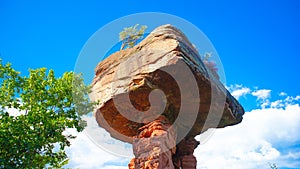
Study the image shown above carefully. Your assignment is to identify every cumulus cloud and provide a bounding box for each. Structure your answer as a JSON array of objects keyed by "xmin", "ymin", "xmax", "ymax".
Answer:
[
  {"xmin": 65, "ymin": 115, "xmax": 132, "ymax": 169},
  {"xmin": 268, "ymin": 95, "xmax": 300, "ymax": 109},
  {"xmin": 251, "ymin": 89, "xmax": 272, "ymax": 100},
  {"xmin": 5, "ymin": 107, "xmax": 25, "ymax": 117},
  {"xmin": 270, "ymin": 100, "xmax": 284, "ymax": 108},
  {"xmin": 285, "ymin": 95, "xmax": 300, "ymax": 102},
  {"xmin": 195, "ymin": 102, "xmax": 300, "ymax": 169},
  {"xmin": 250, "ymin": 89, "xmax": 272, "ymax": 108},
  {"xmin": 279, "ymin": 92, "xmax": 287, "ymax": 96},
  {"xmin": 65, "ymin": 130, "xmax": 131, "ymax": 169},
  {"xmin": 227, "ymin": 84, "xmax": 251, "ymax": 100}
]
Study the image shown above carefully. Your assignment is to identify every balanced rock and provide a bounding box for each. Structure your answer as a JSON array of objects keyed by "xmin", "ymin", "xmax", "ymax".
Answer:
[{"xmin": 90, "ymin": 24, "xmax": 244, "ymax": 169}]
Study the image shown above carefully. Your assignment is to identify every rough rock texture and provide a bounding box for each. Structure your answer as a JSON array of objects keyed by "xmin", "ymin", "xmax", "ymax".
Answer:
[
  {"xmin": 90, "ymin": 24, "xmax": 245, "ymax": 169},
  {"xmin": 173, "ymin": 137, "xmax": 199, "ymax": 169},
  {"xmin": 129, "ymin": 116, "xmax": 176, "ymax": 169}
]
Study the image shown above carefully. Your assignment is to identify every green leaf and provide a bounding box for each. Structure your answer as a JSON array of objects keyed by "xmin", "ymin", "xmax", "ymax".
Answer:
[
  {"xmin": 119, "ymin": 24, "xmax": 147, "ymax": 50},
  {"xmin": 0, "ymin": 59, "xmax": 97, "ymax": 168}
]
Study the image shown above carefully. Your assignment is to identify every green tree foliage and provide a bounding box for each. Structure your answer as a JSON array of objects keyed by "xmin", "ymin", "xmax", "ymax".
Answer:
[
  {"xmin": 0, "ymin": 59, "xmax": 96, "ymax": 168},
  {"xmin": 201, "ymin": 52, "xmax": 219, "ymax": 79},
  {"xmin": 119, "ymin": 24, "xmax": 147, "ymax": 50}
]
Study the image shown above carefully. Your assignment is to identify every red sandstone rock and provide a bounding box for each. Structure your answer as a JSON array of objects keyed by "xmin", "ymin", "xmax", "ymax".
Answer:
[
  {"xmin": 91, "ymin": 24, "xmax": 245, "ymax": 169},
  {"xmin": 173, "ymin": 137, "xmax": 199, "ymax": 169},
  {"xmin": 130, "ymin": 116, "xmax": 176, "ymax": 169},
  {"xmin": 128, "ymin": 159, "xmax": 135, "ymax": 169},
  {"xmin": 91, "ymin": 24, "xmax": 244, "ymax": 142},
  {"xmin": 181, "ymin": 155, "xmax": 197, "ymax": 169}
]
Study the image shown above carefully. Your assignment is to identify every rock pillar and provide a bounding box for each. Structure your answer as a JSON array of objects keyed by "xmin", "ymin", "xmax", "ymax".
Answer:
[
  {"xmin": 173, "ymin": 137, "xmax": 200, "ymax": 169},
  {"xmin": 129, "ymin": 116, "xmax": 176, "ymax": 169}
]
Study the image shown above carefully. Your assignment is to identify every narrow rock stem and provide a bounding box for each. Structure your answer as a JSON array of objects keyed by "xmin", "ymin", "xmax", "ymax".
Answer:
[
  {"xmin": 129, "ymin": 116, "xmax": 177, "ymax": 169},
  {"xmin": 173, "ymin": 137, "xmax": 200, "ymax": 169}
]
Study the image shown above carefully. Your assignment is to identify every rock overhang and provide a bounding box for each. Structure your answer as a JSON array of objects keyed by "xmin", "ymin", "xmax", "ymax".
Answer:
[{"xmin": 90, "ymin": 24, "xmax": 244, "ymax": 143}]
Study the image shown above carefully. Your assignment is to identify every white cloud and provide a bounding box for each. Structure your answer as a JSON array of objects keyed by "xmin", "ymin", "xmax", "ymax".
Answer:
[
  {"xmin": 251, "ymin": 89, "xmax": 272, "ymax": 108},
  {"xmin": 279, "ymin": 92, "xmax": 287, "ymax": 96},
  {"xmin": 285, "ymin": 95, "xmax": 300, "ymax": 102},
  {"xmin": 227, "ymin": 84, "xmax": 251, "ymax": 100},
  {"xmin": 231, "ymin": 88, "xmax": 251, "ymax": 100},
  {"xmin": 270, "ymin": 100, "xmax": 284, "ymax": 108},
  {"xmin": 5, "ymin": 107, "xmax": 26, "ymax": 117},
  {"xmin": 65, "ymin": 130, "xmax": 131, "ymax": 169},
  {"xmin": 269, "ymin": 95, "xmax": 300, "ymax": 109},
  {"xmin": 195, "ymin": 103, "xmax": 300, "ymax": 169},
  {"xmin": 251, "ymin": 89, "xmax": 271, "ymax": 100},
  {"xmin": 260, "ymin": 99, "xmax": 271, "ymax": 109},
  {"xmin": 1, "ymin": 99, "xmax": 25, "ymax": 117},
  {"xmin": 65, "ymin": 115, "xmax": 132, "ymax": 169}
]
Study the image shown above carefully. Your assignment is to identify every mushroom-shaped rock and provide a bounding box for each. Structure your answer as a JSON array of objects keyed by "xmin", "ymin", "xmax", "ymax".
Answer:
[{"xmin": 90, "ymin": 24, "xmax": 244, "ymax": 169}]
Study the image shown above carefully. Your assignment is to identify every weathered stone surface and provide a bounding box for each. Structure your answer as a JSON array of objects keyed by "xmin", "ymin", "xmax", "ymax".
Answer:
[
  {"xmin": 90, "ymin": 24, "xmax": 244, "ymax": 143},
  {"xmin": 173, "ymin": 137, "xmax": 199, "ymax": 169},
  {"xmin": 90, "ymin": 24, "xmax": 245, "ymax": 169},
  {"xmin": 130, "ymin": 116, "xmax": 176, "ymax": 169}
]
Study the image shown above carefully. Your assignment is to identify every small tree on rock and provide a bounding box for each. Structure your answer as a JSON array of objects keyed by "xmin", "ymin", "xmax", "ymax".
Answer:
[
  {"xmin": 202, "ymin": 52, "xmax": 219, "ymax": 79},
  {"xmin": 119, "ymin": 24, "xmax": 147, "ymax": 50}
]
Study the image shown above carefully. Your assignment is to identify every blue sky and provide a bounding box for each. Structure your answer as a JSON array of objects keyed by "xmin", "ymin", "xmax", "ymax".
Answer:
[{"xmin": 1, "ymin": 0, "xmax": 300, "ymax": 169}]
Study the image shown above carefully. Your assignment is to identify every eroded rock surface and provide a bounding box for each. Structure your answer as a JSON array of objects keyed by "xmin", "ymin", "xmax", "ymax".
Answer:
[
  {"xmin": 90, "ymin": 24, "xmax": 244, "ymax": 169},
  {"xmin": 129, "ymin": 116, "xmax": 176, "ymax": 169},
  {"xmin": 173, "ymin": 137, "xmax": 199, "ymax": 169}
]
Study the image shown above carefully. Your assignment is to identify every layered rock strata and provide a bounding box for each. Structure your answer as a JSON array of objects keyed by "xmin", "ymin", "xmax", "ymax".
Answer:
[{"xmin": 91, "ymin": 24, "xmax": 245, "ymax": 169}]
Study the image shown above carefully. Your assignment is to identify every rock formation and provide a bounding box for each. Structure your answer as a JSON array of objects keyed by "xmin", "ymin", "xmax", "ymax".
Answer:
[{"xmin": 90, "ymin": 24, "xmax": 244, "ymax": 169}]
